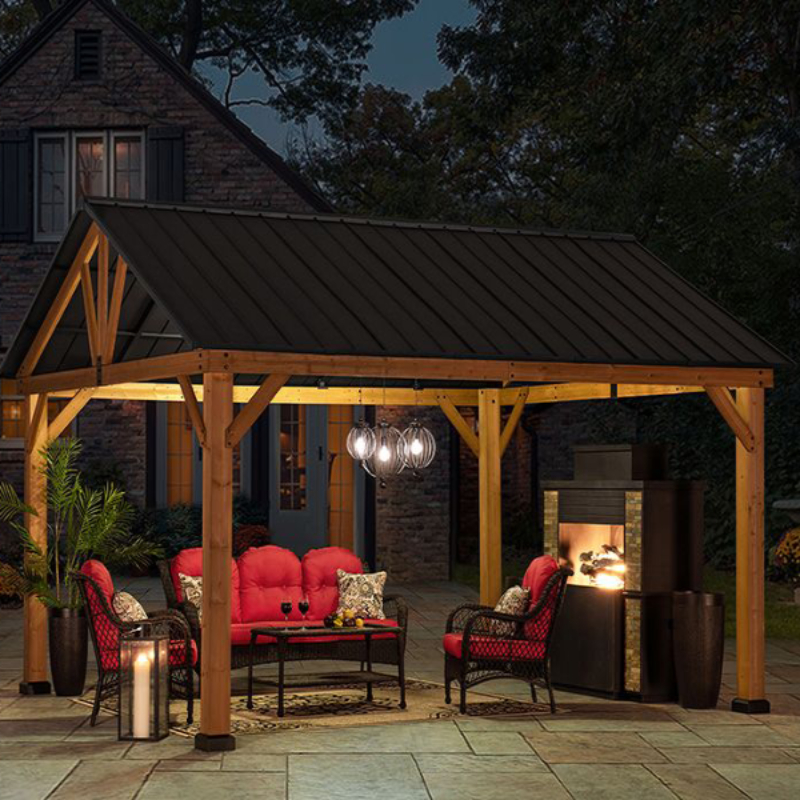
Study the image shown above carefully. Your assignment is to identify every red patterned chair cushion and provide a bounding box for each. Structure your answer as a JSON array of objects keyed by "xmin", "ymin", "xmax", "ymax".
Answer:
[
  {"xmin": 443, "ymin": 632, "xmax": 545, "ymax": 662},
  {"xmin": 170, "ymin": 547, "xmax": 242, "ymax": 623},
  {"xmin": 302, "ymin": 547, "xmax": 363, "ymax": 619},
  {"xmin": 521, "ymin": 555, "xmax": 559, "ymax": 639},
  {"xmin": 238, "ymin": 545, "xmax": 304, "ymax": 623}
]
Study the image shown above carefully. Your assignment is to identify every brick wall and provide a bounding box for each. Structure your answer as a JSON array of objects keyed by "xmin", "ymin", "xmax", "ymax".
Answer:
[
  {"xmin": 0, "ymin": 1, "xmax": 313, "ymax": 505},
  {"xmin": 374, "ymin": 405, "xmax": 451, "ymax": 582}
]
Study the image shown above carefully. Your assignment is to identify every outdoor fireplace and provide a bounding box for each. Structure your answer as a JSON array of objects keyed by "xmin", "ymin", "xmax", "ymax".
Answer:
[{"xmin": 545, "ymin": 444, "xmax": 703, "ymax": 702}]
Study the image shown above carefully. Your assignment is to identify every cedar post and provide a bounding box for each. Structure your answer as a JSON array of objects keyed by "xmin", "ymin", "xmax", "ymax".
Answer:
[
  {"xmin": 19, "ymin": 394, "xmax": 50, "ymax": 695},
  {"xmin": 195, "ymin": 372, "xmax": 236, "ymax": 750},
  {"xmin": 732, "ymin": 387, "xmax": 769, "ymax": 713},
  {"xmin": 478, "ymin": 389, "xmax": 502, "ymax": 606}
]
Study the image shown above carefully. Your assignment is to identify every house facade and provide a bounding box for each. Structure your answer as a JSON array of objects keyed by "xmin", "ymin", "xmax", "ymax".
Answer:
[{"xmin": 0, "ymin": 0, "xmax": 461, "ymax": 580}]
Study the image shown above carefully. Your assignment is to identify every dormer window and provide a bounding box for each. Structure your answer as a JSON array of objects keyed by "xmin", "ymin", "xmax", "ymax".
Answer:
[{"xmin": 74, "ymin": 31, "xmax": 102, "ymax": 81}]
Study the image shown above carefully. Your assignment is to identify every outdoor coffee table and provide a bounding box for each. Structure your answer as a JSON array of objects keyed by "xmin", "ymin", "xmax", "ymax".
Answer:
[{"xmin": 247, "ymin": 623, "xmax": 406, "ymax": 717}]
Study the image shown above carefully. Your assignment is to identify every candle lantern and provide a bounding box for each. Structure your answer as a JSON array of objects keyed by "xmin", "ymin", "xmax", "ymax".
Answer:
[{"xmin": 118, "ymin": 625, "xmax": 169, "ymax": 741}]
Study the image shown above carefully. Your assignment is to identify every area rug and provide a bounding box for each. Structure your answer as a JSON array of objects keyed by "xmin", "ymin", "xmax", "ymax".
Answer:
[{"xmin": 74, "ymin": 677, "xmax": 562, "ymax": 736}]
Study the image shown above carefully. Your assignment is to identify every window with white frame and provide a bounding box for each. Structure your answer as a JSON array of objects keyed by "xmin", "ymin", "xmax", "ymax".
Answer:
[{"xmin": 34, "ymin": 130, "xmax": 145, "ymax": 241}]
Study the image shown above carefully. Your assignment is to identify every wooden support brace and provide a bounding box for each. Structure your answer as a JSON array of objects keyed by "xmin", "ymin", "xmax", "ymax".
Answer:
[
  {"xmin": 226, "ymin": 374, "xmax": 289, "ymax": 448},
  {"xmin": 500, "ymin": 388, "xmax": 529, "ymax": 455},
  {"xmin": 97, "ymin": 234, "xmax": 109, "ymax": 354},
  {"xmin": 438, "ymin": 394, "xmax": 479, "ymax": 457},
  {"xmin": 705, "ymin": 387, "xmax": 755, "ymax": 453},
  {"xmin": 18, "ymin": 225, "xmax": 99, "ymax": 378},
  {"xmin": 49, "ymin": 389, "xmax": 96, "ymax": 440},
  {"xmin": 25, "ymin": 395, "xmax": 48, "ymax": 453},
  {"xmin": 178, "ymin": 375, "xmax": 207, "ymax": 448},
  {"xmin": 80, "ymin": 260, "xmax": 99, "ymax": 365},
  {"xmin": 103, "ymin": 258, "xmax": 127, "ymax": 364}
]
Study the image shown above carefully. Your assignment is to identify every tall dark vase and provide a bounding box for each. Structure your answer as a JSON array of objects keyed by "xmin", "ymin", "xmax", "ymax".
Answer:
[{"xmin": 48, "ymin": 607, "xmax": 88, "ymax": 697}]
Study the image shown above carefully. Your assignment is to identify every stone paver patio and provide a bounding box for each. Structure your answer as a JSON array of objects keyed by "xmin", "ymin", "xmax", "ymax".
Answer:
[{"xmin": 1, "ymin": 578, "xmax": 799, "ymax": 799}]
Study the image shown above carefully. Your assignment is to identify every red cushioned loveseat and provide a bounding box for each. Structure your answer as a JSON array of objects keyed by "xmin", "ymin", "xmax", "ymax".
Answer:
[{"xmin": 158, "ymin": 545, "xmax": 408, "ymax": 672}]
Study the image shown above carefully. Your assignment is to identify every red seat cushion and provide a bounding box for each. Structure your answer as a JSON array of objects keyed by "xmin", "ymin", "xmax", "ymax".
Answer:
[
  {"xmin": 231, "ymin": 618, "xmax": 398, "ymax": 646},
  {"xmin": 99, "ymin": 639, "xmax": 198, "ymax": 671},
  {"xmin": 238, "ymin": 545, "xmax": 304, "ymax": 623},
  {"xmin": 302, "ymin": 547, "xmax": 363, "ymax": 619},
  {"xmin": 81, "ymin": 560, "xmax": 115, "ymax": 602},
  {"xmin": 443, "ymin": 632, "xmax": 545, "ymax": 662},
  {"xmin": 170, "ymin": 548, "xmax": 242, "ymax": 623}
]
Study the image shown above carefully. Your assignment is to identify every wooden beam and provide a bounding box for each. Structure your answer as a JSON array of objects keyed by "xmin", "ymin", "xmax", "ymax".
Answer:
[
  {"xmin": 178, "ymin": 375, "xmax": 206, "ymax": 448},
  {"xmin": 79, "ymin": 260, "xmax": 99, "ymax": 364},
  {"xmin": 705, "ymin": 387, "xmax": 755, "ymax": 453},
  {"xmin": 97, "ymin": 234, "xmax": 109, "ymax": 356},
  {"xmin": 733, "ymin": 387, "xmax": 768, "ymax": 712},
  {"xmin": 103, "ymin": 258, "xmax": 127, "ymax": 364},
  {"xmin": 216, "ymin": 350, "xmax": 773, "ymax": 389},
  {"xmin": 18, "ymin": 224, "xmax": 99, "ymax": 378},
  {"xmin": 21, "ymin": 394, "xmax": 49, "ymax": 691},
  {"xmin": 500, "ymin": 387, "xmax": 528, "ymax": 455},
  {"xmin": 50, "ymin": 383, "xmax": 481, "ymax": 407},
  {"xmin": 48, "ymin": 389, "xmax": 95, "ymax": 440},
  {"xmin": 478, "ymin": 389, "xmax": 503, "ymax": 605},
  {"xmin": 438, "ymin": 394, "xmax": 479, "ymax": 457},
  {"xmin": 226, "ymin": 374, "xmax": 289, "ymax": 448},
  {"xmin": 199, "ymin": 372, "xmax": 234, "ymax": 747}
]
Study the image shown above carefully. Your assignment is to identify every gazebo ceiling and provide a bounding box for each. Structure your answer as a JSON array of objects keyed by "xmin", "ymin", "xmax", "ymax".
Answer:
[{"xmin": 0, "ymin": 198, "xmax": 789, "ymax": 384}]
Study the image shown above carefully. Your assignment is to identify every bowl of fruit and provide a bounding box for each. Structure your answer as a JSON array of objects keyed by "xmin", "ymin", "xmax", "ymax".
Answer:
[{"xmin": 323, "ymin": 608, "xmax": 365, "ymax": 629}]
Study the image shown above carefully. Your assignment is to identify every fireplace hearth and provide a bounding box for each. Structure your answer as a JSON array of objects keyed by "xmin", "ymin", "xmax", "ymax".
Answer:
[{"xmin": 545, "ymin": 444, "xmax": 703, "ymax": 702}]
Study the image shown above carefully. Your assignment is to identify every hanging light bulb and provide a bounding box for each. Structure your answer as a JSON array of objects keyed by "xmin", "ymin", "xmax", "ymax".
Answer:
[
  {"xmin": 362, "ymin": 419, "xmax": 405, "ymax": 487},
  {"xmin": 401, "ymin": 420, "xmax": 436, "ymax": 474},
  {"xmin": 346, "ymin": 420, "xmax": 376, "ymax": 461}
]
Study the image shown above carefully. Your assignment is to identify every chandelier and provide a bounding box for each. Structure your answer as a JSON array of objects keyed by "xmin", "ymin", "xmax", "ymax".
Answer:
[
  {"xmin": 401, "ymin": 420, "xmax": 436, "ymax": 475},
  {"xmin": 362, "ymin": 420, "xmax": 406, "ymax": 488},
  {"xmin": 346, "ymin": 420, "xmax": 375, "ymax": 461}
]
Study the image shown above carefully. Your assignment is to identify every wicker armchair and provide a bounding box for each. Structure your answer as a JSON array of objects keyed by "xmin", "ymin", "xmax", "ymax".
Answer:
[
  {"xmin": 75, "ymin": 562, "xmax": 196, "ymax": 726},
  {"xmin": 444, "ymin": 563, "xmax": 571, "ymax": 713}
]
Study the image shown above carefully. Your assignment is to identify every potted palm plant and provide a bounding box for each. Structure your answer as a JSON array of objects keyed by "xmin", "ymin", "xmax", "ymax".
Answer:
[{"xmin": 0, "ymin": 438, "xmax": 161, "ymax": 696}]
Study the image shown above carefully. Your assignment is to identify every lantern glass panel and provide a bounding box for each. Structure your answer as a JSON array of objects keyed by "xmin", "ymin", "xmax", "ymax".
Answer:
[{"xmin": 119, "ymin": 628, "xmax": 170, "ymax": 741}]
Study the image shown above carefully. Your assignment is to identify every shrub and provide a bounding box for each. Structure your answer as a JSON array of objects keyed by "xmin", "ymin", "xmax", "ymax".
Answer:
[{"xmin": 774, "ymin": 527, "xmax": 800, "ymax": 585}]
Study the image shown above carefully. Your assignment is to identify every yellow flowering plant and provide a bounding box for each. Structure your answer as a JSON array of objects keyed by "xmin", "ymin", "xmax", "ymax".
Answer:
[{"xmin": 775, "ymin": 528, "xmax": 800, "ymax": 585}]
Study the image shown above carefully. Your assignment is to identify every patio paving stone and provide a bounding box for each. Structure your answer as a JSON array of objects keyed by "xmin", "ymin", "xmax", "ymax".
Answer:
[
  {"xmin": 423, "ymin": 770, "xmax": 571, "ymax": 800},
  {"xmin": 288, "ymin": 754, "xmax": 428, "ymax": 800},
  {"xmin": 413, "ymin": 753, "xmax": 547, "ymax": 772},
  {"xmin": 463, "ymin": 731, "xmax": 537, "ymax": 754},
  {"xmin": 124, "ymin": 737, "xmax": 223, "ymax": 761},
  {"xmin": 689, "ymin": 724, "xmax": 798, "ymax": 746},
  {"xmin": 639, "ymin": 730, "xmax": 710, "ymax": 747},
  {"xmin": 658, "ymin": 746, "xmax": 797, "ymax": 763},
  {"xmin": 48, "ymin": 759, "xmax": 155, "ymax": 799},
  {"xmin": 0, "ymin": 759, "xmax": 78, "ymax": 800},
  {"xmin": 646, "ymin": 764, "xmax": 748, "ymax": 800},
  {"xmin": 712, "ymin": 764, "xmax": 800, "ymax": 800},
  {"xmin": 137, "ymin": 770, "xmax": 285, "ymax": 800},
  {"xmin": 524, "ymin": 731, "xmax": 668, "ymax": 763},
  {"xmin": 553, "ymin": 763, "xmax": 677, "ymax": 800},
  {"xmin": 221, "ymin": 753, "xmax": 287, "ymax": 771},
  {"xmin": 539, "ymin": 714, "xmax": 685, "ymax": 733},
  {"xmin": 453, "ymin": 717, "xmax": 546, "ymax": 733},
  {"xmin": 0, "ymin": 741, "xmax": 130, "ymax": 760},
  {"xmin": 0, "ymin": 717, "xmax": 84, "ymax": 741}
]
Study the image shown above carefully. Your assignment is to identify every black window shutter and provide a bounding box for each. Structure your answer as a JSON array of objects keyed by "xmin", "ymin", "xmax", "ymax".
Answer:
[
  {"xmin": 0, "ymin": 129, "xmax": 31, "ymax": 242},
  {"xmin": 146, "ymin": 127, "xmax": 184, "ymax": 202}
]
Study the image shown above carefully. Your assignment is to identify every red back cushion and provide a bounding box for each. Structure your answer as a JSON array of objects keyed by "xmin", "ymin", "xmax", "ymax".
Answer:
[
  {"xmin": 81, "ymin": 559, "xmax": 115, "ymax": 602},
  {"xmin": 238, "ymin": 545, "xmax": 303, "ymax": 622},
  {"xmin": 170, "ymin": 547, "xmax": 242, "ymax": 623},
  {"xmin": 521, "ymin": 555, "xmax": 560, "ymax": 640},
  {"xmin": 302, "ymin": 547, "xmax": 363, "ymax": 619}
]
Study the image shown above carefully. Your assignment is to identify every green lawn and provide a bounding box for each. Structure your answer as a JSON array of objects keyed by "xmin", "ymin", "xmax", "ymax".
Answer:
[{"xmin": 452, "ymin": 561, "xmax": 800, "ymax": 640}]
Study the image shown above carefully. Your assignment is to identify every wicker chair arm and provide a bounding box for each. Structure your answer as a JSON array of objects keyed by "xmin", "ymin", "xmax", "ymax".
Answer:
[
  {"xmin": 446, "ymin": 603, "xmax": 493, "ymax": 634},
  {"xmin": 173, "ymin": 601, "xmax": 201, "ymax": 646},
  {"xmin": 157, "ymin": 559, "xmax": 179, "ymax": 608},
  {"xmin": 147, "ymin": 608, "xmax": 192, "ymax": 640},
  {"xmin": 383, "ymin": 594, "xmax": 408, "ymax": 633}
]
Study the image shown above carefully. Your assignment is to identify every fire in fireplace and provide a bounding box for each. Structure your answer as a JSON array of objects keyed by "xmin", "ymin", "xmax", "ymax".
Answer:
[{"xmin": 545, "ymin": 444, "xmax": 704, "ymax": 702}]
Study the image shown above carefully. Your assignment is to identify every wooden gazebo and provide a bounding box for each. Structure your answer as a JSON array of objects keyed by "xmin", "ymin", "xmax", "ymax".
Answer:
[{"xmin": 2, "ymin": 198, "xmax": 787, "ymax": 750}]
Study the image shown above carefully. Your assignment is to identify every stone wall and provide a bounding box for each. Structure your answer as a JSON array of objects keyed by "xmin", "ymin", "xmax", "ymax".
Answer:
[
  {"xmin": 0, "ymin": 0, "xmax": 313, "ymax": 505},
  {"xmin": 374, "ymin": 406, "xmax": 451, "ymax": 582}
]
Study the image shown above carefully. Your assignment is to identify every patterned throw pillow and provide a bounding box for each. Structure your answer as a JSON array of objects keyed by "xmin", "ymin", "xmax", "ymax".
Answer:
[
  {"xmin": 490, "ymin": 585, "xmax": 530, "ymax": 636},
  {"xmin": 178, "ymin": 573, "xmax": 203, "ymax": 625},
  {"xmin": 336, "ymin": 569, "xmax": 387, "ymax": 620},
  {"xmin": 111, "ymin": 591, "xmax": 147, "ymax": 622}
]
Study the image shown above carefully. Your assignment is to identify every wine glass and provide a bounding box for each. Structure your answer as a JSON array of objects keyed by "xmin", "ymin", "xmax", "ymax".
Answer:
[
  {"xmin": 298, "ymin": 596, "xmax": 310, "ymax": 628},
  {"xmin": 281, "ymin": 599, "xmax": 292, "ymax": 624}
]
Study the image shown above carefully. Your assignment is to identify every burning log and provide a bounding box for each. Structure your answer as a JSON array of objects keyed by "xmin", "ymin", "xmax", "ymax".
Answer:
[{"xmin": 578, "ymin": 544, "xmax": 625, "ymax": 589}]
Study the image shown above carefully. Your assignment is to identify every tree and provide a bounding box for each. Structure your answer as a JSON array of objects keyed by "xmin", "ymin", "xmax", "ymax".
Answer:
[
  {"xmin": 0, "ymin": 0, "xmax": 418, "ymax": 122},
  {"xmin": 296, "ymin": 0, "xmax": 800, "ymax": 561}
]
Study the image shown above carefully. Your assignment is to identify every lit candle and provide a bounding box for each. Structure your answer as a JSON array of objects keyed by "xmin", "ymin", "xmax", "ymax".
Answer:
[{"xmin": 133, "ymin": 650, "xmax": 151, "ymax": 738}]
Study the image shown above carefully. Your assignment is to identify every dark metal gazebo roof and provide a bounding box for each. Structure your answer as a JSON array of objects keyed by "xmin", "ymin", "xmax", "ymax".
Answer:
[{"xmin": 1, "ymin": 198, "xmax": 789, "ymax": 380}]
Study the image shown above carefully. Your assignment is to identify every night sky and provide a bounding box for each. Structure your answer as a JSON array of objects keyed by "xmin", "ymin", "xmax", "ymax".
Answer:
[{"xmin": 205, "ymin": 0, "xmax": 476, "ymax": 155}]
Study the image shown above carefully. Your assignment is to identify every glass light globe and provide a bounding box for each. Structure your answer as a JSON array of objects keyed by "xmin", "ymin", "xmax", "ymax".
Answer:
[
  {"xmin": 401, "ymin": 420, "xmax": 436, "ymax": 473},
  {"xmin": 362, "ymin": 420, "xmax": 405, "ymax": 486},
  {"xmin": 346, "ymin": 421, "xmax": 375, "ymax": 461}
]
